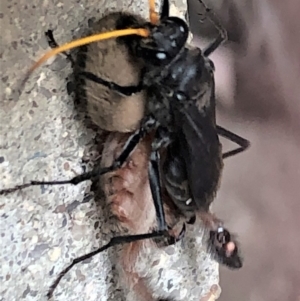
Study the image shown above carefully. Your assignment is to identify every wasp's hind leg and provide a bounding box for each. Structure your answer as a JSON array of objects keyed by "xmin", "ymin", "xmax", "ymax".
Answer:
[
  {"xmin": 160, "ymin": 0, "xmax": 170, "ymax": 19},
  {"xmin": 45, "ymin": 30, "xmax": 75, "ymax": 65},
  {"xmin": 146, "ymin": 146, "xmax": 183, "ymax": 245},
  {"xmin": 149, "ymin": 128, "xmax": 188, "ymax": 246},
  {"xmin": 148, "ymin": 127, "xmax": 174, "ymax": 233}
]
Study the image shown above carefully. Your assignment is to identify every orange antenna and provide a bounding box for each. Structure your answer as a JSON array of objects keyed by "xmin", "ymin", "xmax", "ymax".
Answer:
[
  {"xmin": 149, "ymin": 0, "xmax": 159, "ymax": 24},
  {"xmin": 20, "ymin": 28, "xmax": 149, "ymax": 90}
]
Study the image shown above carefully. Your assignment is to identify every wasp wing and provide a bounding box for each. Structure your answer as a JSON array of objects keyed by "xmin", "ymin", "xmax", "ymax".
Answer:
[{"xmin": 174, "ymin": 100, "xmax": 223, "ymax": 212}]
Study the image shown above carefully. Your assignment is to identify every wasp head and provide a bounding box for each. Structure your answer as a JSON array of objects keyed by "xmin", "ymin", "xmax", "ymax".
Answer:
[{"xmin": 135, "ymin": 17, "xmax": 189, "ymax": 66}]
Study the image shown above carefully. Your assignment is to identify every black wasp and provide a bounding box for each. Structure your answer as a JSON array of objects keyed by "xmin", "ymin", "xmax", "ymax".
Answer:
[{"xmin": 0, "ymin": 0, "xmax": 250, "ymax": 298}]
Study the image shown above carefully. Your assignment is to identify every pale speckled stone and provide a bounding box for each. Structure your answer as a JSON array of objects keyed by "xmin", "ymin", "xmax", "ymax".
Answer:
[
  {"xmin": 48, "ymin": 247, "xmax": 62, "ymax": 262},
  {"xmin": 0, "ymin": 0, "xmax": 220, "ymax": 300}
]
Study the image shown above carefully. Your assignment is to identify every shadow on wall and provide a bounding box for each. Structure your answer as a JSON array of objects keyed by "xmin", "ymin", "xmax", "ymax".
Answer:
[{"xmin": 188, "ymin": 0, "xmax": 300, "ymax": 301}]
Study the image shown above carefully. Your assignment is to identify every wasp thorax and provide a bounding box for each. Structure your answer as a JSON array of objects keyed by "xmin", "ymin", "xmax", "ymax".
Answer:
[{"xmin": 161, "ymin": 47, "xmax": 209, "ymax": 102}]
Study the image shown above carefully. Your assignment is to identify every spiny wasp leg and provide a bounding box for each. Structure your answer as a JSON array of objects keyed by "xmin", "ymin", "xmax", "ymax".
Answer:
[
  {"xmin": 160, "ymin": 0, "xmax": 169, "ymax": 19},
  {"xmin": 148, "ymin": 128, "xmax": 185, "ymax": 245},
  {"xmin": 203, "ymin": 24, "xmax": 227, "ymax": 57},
  {"xmin": 197, "ymin": 0, "xmax": 228, "ymax": 57},
  {"xmin": 149, "ymin": 126, "xmax": 173, "ymax": 231},
  {"xmin": 45, "ymin": 30, "xmax": 75, "ymax": 65},
  {"xmin": 0, "ymin": 117, "xmax": 156, "ymax": 195},
  {"xmin": 79, "ymin": 71, "xmax": 143, "ymax": 96},
  {"xmin": 217, "ymin": 125, "xmax": 250, "ymax": 159},
  {"xmin": 47, "ymin": 230, "xmax": 168, "ymax": 299},
  {"xmin": 149, "ymin": 150, "xmax": 168, "ymax": 231}
]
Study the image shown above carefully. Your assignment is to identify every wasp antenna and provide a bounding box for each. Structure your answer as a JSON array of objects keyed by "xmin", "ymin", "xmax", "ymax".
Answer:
[
  {"xmin": 21, "ymin": 28, "xmax": 150, "ymax": 89},
  {"xmin": 149, "ymin": 0, "xmax": 160, "ymax": 24}
]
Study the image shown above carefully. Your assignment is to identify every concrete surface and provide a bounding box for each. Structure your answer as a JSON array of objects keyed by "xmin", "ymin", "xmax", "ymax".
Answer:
[{"xmin": 0, "ymin": 1, "xmax": 220, "ymax": 301}]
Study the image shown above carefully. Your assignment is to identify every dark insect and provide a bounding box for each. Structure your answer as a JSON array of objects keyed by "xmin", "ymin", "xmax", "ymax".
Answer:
[{"xmin": 0, "ymin": 0, "xmax": 250, "ymax": 298}]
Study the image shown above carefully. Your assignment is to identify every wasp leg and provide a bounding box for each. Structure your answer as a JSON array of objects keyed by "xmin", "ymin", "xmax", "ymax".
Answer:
[
  {"xmin": 198, "ymin": 0, "xmax": 228, "ymax": 57},
  {"xmin": 79, "ymin": 71, "xmax": 143, "ymax": 96},
  {"xmin": 149, "ymin": 127, "xmax": 172, "ymax": 231},
  {"xmin": 203, "ymin": 31, "xmax": 226, "ymax": 57},
  {"xmin": 160, "ymin": 0, "xmax": 169, "ymax": 19},
  {"xmin": 0, "ymin": 117, "xmax": 156, "ymax": 195},
  {"xmin": 46, "ymin": 230, "xmax": 167, "ymax": 299},
  {"xmin": 149, "ymin": 149, "xmax": 167, "ymax": 231},
  {"xmin": 149, "ymin": 127, "xmax": 186, "ymax": 245},
  {"xmin": 216, "ymin": 125, "xmax": 250, "ymax": 159},
  {"xmin": 44, "ymin": 30, "xmax": 75, "ymax": 65},
  {"xmin": 149, "ymin": 147, "xmax": 181, "ymax": 243}
]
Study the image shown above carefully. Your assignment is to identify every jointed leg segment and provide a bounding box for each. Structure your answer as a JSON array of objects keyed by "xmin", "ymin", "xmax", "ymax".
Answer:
[
  {"xmin": 47, "ymin": 126, "xmax": 175, "ymax": 299},
  {"xmin": 45, "ymin": 30, "xmax": 75, "ymax": 65},
  {"xmin": 47, "ymin": 230, "xmax": 167, "ymax": 299},
  {"xmin": 0, "ymin": 117, "xmax": 156, "ymax": 195},
  {"xmin": 217, "ymin": 125, "xmax": 250, "ymax": 159},
  {"xmin": 198, "ymin": 0, "xmax": 228, "ymax": 57},
  {"xmin": 148, "ymin": 126, "xmax": 172, "ymax": 231}
]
